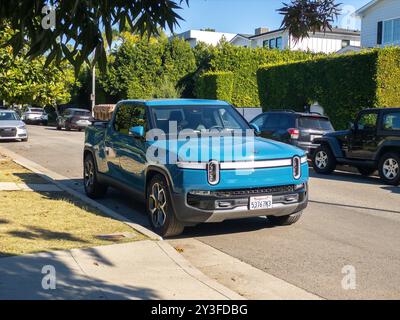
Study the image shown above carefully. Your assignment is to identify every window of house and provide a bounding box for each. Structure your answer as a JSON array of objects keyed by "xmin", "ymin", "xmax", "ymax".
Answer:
[
  {"xmin": 341, "ymin": 40, "xmax": 350, "ymax": 48},
  {"xmin": 276, "ymin": 37, "xmax": 283, "ymax": 49},
  {"xmin": 262, "ymin": 40, "xmax": 269, "ymax": 48},
  {"xmin": 269, "ymin": 39, "xmax": 276, "ymax": 49},
  {"xmin": 383, "ymin": 18, "xmax": 400, "ymax": 44}
]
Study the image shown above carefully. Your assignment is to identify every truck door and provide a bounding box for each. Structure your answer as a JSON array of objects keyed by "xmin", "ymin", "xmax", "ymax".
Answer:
[
  {"xmin": 115, "ymin": 103, "xmax": 148, "ymax": 193},
  {"xmin": 347, "ymin": 110, "xmax": 379, "ymax": 160},
  {"xmin": 103, "ymin": 104, "xmax": 127, "ymax": 179}
]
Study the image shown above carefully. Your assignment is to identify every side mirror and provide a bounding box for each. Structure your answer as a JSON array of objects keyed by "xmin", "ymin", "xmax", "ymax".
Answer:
[
  {"xmin": 129, "ymin": 126, "xmax": 145, "ymax": 138},
  {"xmin": 349, "ymin": 122, "xmax": 355, "ymax": 131},
  {"xmin": 250, "ymin": 123, "xmax": 261, "ymax": 135}
]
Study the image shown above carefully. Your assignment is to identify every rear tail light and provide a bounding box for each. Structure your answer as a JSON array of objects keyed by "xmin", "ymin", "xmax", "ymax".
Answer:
[
  {"xmin": 293, "ymin": 156, "xmax": 301, "ymax": 180},
  {"xmin": 288, "ymin": 128, "xmax": 300, "ymax": 140},
  {"xmin": 207, "ymin": 160, "xmax": 220, "ymax": 185}
]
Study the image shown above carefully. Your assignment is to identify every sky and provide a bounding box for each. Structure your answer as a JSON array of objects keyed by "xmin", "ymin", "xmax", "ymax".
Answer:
[{"xmin": 173, "ymin": 0, "xmax": 370, "ymax": 35}]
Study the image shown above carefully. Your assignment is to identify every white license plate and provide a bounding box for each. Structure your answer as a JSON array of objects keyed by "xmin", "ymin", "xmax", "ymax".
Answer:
[
  {"xmin": 78, "ymin": 120, "xmax": 90, "ymax": 124},
  {"xmin": 249, "ymin": 196, "xmax": 273, "ymax": 210}
]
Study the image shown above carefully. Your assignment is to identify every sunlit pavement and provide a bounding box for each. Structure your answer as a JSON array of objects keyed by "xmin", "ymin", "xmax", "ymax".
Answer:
[{"xmin": 2, "ymin": 124, "xmax": 400, "ymax": 299}]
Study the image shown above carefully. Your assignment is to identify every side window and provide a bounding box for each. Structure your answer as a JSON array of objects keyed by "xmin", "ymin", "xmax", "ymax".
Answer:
[
  {"xmin": 357, "ymin": 112, "xmax": 378, "ymax": 131},
  {"xmin": 383, "ymin": 112, "xmax": 400, "ymax": 131},
  {"xmin": 219, "ymin": 109, "xmax": 241, "ymax": 129},
  {"xmin": 114, "ymin": 104, "xmax": 146, "ymax": 135},
  {"xmin": 63, "ymin": 110, "xmax": 70, "ymax": 116},
  {"xmin": 252, "ymin": 115, "xmax": 268, "ymax": 130}
]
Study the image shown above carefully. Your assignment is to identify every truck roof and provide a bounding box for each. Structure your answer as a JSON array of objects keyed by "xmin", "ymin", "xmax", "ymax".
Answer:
[{"xmin": 119, "ymin": 99, "xmax": 230, "ymax": 107}]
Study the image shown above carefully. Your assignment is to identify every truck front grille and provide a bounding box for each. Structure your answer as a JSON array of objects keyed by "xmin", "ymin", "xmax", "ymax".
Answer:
[{"xmin": 211, "ymin": 185, "xmax": 295, "ymax": 198}]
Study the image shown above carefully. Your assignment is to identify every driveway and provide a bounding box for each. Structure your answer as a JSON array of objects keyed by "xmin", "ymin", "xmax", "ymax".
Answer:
[{"xmin": 2, "ymin": 125, "xmax": 400, "ymax": 299}]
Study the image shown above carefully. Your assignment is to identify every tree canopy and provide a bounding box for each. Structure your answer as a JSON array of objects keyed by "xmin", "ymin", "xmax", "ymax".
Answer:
[
  {"xmin": 0, "ymin": 24, "xmax": 75, "ymax": 106},
  {"xmin": 278, "ymin": 0, "xmax": 342, "ymax": 41},
  {"xmin": 0, "ymin": 0, "xmax": 188, "ymax": 72}
]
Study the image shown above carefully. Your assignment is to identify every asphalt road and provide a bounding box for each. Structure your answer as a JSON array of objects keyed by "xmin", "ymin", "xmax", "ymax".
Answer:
[{"xmin": 2, "ymin": 125, "xmax": 400, "ymax": 299}]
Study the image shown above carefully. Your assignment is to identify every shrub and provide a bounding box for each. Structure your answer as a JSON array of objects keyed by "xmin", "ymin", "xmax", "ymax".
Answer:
[
  {"xmin": 198, "ymin": 43, "xmax": 319, "ymax": 106},
  {"xmin": 196, "ymin": 71, "xmax": 234, "ymax": 102},
  {"xmin": 257, "ymin": 48, "xmax": 400, "ymax": 129}
]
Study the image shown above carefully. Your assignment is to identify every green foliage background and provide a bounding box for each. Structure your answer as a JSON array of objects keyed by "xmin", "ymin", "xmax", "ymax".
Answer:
[
  {"xmin": 196, "ymin": 71, "xmax": 234, "ymax": 102},
  {"xmin": 0, "ymin": 25, "xmax": 76, "ymax": 107},
  {"xmin": 194, "ymin": 42, "xmax": 319, "ymax": 106},
  {"xmin": 257, "ymin": 48, "xmax": 400, "ymax": 129},
  {"xmin": 99, "ymin": 32, "xmax": 196, "ymax": 102}
]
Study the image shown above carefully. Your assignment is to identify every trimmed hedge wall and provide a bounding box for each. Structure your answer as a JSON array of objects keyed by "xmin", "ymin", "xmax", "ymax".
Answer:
[
  {"xmin": 196, "ymin": 71, "xmax": 234, "ymax": 102},
  {"xmin": 257, "ymin": 48, "xmax": 400, "ymax": 129},
  {"xmin": 195, "ymin": 44, "xmax": 319, "ymax": 106}
]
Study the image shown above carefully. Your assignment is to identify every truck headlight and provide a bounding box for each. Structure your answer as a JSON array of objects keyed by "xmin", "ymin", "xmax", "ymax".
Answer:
[
  {"xmin": 207, "ymin": 160, "xmax": 220, "ymax": 185},
  {"xmin": 17, "ymin": 125, "xmax": 26, "ymax": 130},
  {"xmin": 293, "ymin": 156, "xmax": 301, "ymax": 180}
]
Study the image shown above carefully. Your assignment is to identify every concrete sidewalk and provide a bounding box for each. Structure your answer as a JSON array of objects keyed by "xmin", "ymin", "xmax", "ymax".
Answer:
[{"xmin": 0, "ymin": 240, "xmax": 243, "ymax": 300}]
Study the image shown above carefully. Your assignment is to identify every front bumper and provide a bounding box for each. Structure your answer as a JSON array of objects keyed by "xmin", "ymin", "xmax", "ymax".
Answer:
[
  {"xmin": 171, "ymin": 184, "xmax": 308, "ymax": 225},
  {"xmin": 0, "ymin": 127, "xmax": 28, "ymax": 140}
]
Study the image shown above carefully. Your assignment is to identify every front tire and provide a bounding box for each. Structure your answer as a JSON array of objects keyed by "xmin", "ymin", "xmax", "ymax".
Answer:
[
  {"xmin": 268, "ymin": 211, "xmax": 303, "ymax": 226},
  {"xmin": 312, "ymin": 145, "xmax": 336, "ymax": 174},
  {"xmin": 378, "ymin": 153, "xmax": 400, "ymax": 186},
  {"xmin": 84, "ymin": 153, "xmax": 108, "ymax": 198},
  {"xmin": 146, "ymin": 174, "xmax": 184, "ymax": 237}
]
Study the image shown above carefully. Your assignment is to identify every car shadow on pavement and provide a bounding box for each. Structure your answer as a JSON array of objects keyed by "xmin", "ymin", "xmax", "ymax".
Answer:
[
  {"xmin": 175, "ymin": 217, "xmax": 278, "ymax": 239},
  {"xmin": 309, "ymin": 169, "xmax": 383, "ymax": 185},
  {"xmin": 381, "ymin": 186, "xmax": 400, "ymax": 194},
  {"xmin": 0, "ymin": 251, "xmax": 159, "ymax": 300}
]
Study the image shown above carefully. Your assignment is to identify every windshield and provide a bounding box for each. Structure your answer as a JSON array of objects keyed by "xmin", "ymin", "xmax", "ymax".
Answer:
[
  {"xmin": 151, "ymin": 105, "xmax": 250, "ymax": 133},
  {"xmin": 74, "ymin": 111, "xmax": 91, "ymax": 116},
  {"xmin": 298, "ymin": 117, "xmax": 334, "ymax": 131},
  {"xmin": 29, "ymin": 108, "xmax": 44, "ymax": 113},
  {"xmin": 0, "ymin": 112, "xmax": 19, "ymax": 121}
]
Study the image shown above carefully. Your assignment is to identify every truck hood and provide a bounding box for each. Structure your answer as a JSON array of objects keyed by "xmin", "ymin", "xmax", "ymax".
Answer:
[
  {"xmin": 0, "ymin": 120, "xmax": 25, "ymax": 128},
  {"xmin": 148, "ymin": 136, "xmax": 305, "ymax": 163}
]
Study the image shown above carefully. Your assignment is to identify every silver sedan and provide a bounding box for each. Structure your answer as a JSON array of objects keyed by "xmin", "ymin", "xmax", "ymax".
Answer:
[{"xmin": 0, "ymin": 110, "xmax": 28, "ymax": 142}]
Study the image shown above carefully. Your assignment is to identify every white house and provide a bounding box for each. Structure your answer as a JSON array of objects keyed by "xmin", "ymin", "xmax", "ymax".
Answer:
[
  {"xmin": 236, "ymin": 27, "xmax": 361, "ymax": 54},
  {"xmin": 172, "ymin": 29, "xmax": 237, "ymax": 48},
  {"xmin": 356, "ymin": 0, "xmax": 400, "ymax": 48}
]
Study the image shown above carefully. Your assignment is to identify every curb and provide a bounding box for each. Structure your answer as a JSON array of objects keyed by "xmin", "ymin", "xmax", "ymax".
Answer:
[{"xmin": 0, "ymin": 146, "xmax": 244, "ymax": 300}]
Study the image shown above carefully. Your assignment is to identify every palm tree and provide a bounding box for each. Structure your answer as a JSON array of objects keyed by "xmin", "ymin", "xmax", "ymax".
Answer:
[{"xmin": 278, "ymin": 0, "xmax": 342, "ymax": 42}]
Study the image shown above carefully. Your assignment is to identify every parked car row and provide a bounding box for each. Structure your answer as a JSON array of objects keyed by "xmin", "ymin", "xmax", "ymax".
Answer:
[{"xmin": 249, "ymin": 108, "xmax": 400, "ymax": 186}]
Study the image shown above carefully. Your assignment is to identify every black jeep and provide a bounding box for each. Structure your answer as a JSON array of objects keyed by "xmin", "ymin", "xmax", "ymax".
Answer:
[{"xmin": 311, "ymin": 108, "xmax": 400, "ymax": 185}]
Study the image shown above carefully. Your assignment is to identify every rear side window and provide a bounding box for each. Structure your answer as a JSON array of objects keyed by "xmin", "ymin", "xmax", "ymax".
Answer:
[
  {"xmin": 253, "ymin": 113, "xmax": 294, "ymax": 130},
  {"xmin": 298, "ymin": 117, "xmax": 334, "ymax": 130},
  {"xmin": 383, "ymin": 112, "xmax": 400, "ymax": 131}
]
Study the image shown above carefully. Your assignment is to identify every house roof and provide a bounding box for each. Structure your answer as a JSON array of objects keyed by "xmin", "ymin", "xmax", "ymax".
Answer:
[
  {"xmin": 249, "ymin": 27, "xmax": 360, "ymax": 39},
  {"xmin": 356, "ymin": 0, "xmax": 381, "ymax": 16}
]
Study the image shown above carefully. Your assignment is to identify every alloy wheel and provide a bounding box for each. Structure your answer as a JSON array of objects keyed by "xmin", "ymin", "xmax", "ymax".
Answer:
[
  {"xmin": 149, "ymin": 183, "xmax": 167, "ymax": 228},
  {"xmin": 382, "ymin": 158, "xmax": 399, "ymax": 180},
  {"xmin": 84, "ymin": 160, "xmax": 94, "ymax": 189},
  {"xmin": 315, "ymin": 151, "xmax": 328, "ymax": 169}
]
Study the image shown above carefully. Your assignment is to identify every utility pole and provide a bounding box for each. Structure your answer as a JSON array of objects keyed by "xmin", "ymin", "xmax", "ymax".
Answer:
[{"xmin": 91, "ymin": 66, "xmax": 96, "ymax": 117}]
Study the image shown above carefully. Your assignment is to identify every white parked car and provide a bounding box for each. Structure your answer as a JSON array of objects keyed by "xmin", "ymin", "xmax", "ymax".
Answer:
[
  {"xmin": 0, "ymin": 110, "xmax": 28, "ymax": 142},
  {"xmin": 21, "ymin": 107, "xmax": 48, "ymax": 125}
]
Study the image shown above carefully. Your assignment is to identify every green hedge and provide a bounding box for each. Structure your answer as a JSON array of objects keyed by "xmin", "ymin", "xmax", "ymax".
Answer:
[
  {"xmin": 257, "ymin": 48, "xmax": 400, "ymax": 129},
  {"xmin": 196, "ymin": 71, "xmax": 234, "ymax": 102},
  {"xmin": 196, "ymin": 44, "xmax": 319, "ymax": 106}
]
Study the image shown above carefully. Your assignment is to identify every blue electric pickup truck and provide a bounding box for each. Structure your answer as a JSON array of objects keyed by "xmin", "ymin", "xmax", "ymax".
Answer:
[{"xmin": 84, "ymin": 99, "xmax": 309, "ymax": 237}]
